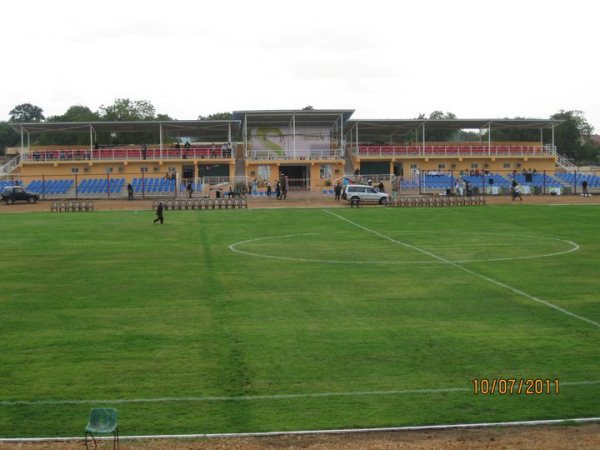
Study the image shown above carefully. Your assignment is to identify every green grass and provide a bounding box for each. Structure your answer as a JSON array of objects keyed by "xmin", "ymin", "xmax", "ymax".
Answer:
[{"xmin": 0, "ymin": 205, "xmax": 599, "ymax": 437}]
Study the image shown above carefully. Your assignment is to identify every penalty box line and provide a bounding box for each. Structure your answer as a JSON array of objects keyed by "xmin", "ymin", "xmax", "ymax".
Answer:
[
  {"xmin": 1, "ymin": 381, "xmax": 600, "ymax": 406},
  {"xmin": 323, "ymin": 210, "xmax": 600, "ymax": 329}
]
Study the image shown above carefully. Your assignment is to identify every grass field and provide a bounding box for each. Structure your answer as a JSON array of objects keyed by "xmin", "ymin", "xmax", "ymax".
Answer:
[{"xmin": 0, "ymin": 205, "xmax": 599, "ymax": 438}]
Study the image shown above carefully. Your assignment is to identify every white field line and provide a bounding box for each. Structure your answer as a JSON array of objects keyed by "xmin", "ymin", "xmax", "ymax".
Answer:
[
  {"xmin": 323, "ymin": 210, "xmax": 600, "ymax": 329},
  {"xmin": 228, "ymin": 233, "xmax": 579, "ymax": 265},
  {"xmin": 1, "ymin": 417, "xmax": 599, "ymax": 443},
  {"xmin": 1, "ymin": 381, "xmax": 599, "ymax": 407}
]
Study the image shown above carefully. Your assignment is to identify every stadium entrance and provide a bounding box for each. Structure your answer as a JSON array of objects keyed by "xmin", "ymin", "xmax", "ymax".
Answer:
[{"xmin": 280, "ymin": 165, "xmax": 309, "ymax": 190}]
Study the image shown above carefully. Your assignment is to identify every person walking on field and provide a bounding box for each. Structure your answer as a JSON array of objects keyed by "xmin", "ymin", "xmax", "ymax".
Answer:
[
  {"xmin": 154, "ymin": 201, "xmax": 165, "ymax": 224},
  {"xmin": 512, "ymin": 181, "xmax": 523, "ymax": 201}
]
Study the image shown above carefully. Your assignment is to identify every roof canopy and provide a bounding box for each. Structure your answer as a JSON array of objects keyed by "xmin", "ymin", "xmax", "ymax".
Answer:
[
  {"xmin": 10, "ymin": 120, "xmax": 240, "ymax": 137},
  {"xmin": 233, "ymin": 109, "xmax": 354, "ymax": 128},
  {"xmin": 345, "ymin": 118, "xmax": 562, "ymax": 137}
]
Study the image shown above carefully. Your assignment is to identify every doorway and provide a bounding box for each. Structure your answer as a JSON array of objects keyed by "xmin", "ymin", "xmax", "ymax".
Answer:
[{"xmin": 279, "ymin": 165, "xmax": 309, "ymax": 190}]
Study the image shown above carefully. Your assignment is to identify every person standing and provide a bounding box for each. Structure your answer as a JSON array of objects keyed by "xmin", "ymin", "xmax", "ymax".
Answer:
[
  {"xmin": 334, "ymin": 181, "xmax": 342, "ymax": 200},
  {"xmin": 186, "ymin": 182, "xmax": 193, "ymax": 198},
  {"xmin": 266, "ymin": 182, "xmax": 272, "ymax": 198},
  {"xmin": 275, "ymin": 180, "xmax": 281, "ymax": 200},
  {"xmin": 283, "ymin": 174, "xmax": 289, "ymax": 200},
  {"xmin": 154, "ymin": 201, "xmax": 165, "ymax": 224},
  {"xmin": 127, "ymin": 183, "xmax": 134, "ymax": 200},
  {"xmin": 582, "ymin": 179, "xmax": 590, "ymax": 197}
]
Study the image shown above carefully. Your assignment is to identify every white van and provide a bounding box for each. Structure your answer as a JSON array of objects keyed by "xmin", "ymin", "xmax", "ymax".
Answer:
[{"xmin": 344, "ymin": 184, "xmax": 390, "ymax": 205}]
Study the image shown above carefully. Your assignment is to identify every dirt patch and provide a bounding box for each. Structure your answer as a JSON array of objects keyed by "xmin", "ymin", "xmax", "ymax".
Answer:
[{"xmin": 0, "ymin": 424, "xmax": 598, "ymax": 449}]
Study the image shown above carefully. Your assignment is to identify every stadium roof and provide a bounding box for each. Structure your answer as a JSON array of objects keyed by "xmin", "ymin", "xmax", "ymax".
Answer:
[
  {"xmin": 344, "ymin": 118, "xmax": 562, "ymax": 136},
  {"xmin": 232, "ymin": 109, "xmax": 355, "ymax": 128},
  {"xmin": 10, "ymin": 120, "xmax": 240, "ymax": 137}
]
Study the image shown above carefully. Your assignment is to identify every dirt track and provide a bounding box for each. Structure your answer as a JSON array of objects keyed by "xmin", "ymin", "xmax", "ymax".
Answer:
[
  {"xmin": 1, "ymin": 193, "xmax": 600, "ymax": 213},
  {"xmin": 0, "ymin": 424, "xmax": 598, "ymax": 449}
]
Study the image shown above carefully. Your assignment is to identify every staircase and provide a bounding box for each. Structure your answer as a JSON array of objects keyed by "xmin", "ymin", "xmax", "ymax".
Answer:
[
  {"xmin": 555, "ymin": 152, "xmax": 577, "ymax": 170},
  {"xmin": 0, "ymin": 155, "xmax": 21, "ymax": 176}
]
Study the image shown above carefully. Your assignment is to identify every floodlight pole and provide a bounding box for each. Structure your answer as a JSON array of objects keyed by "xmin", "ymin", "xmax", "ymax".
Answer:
[
  {"xmin": 89, "ymin": 123, "xmax": 94, "ymax": 156},
  {"xmin": 340, "ymin": 113, "xmax": 344, "ymax": 158},
  {"xmin": 488, "ymin": 123, "xmax": 491, "ymax": 155},
  {"xmin": 159, "ymin": 123, "xmax": 163, "ymax": 160},
  {"xmin": 356, "ymin": 123, "xmax": 359, "ymax": 157},
  {"xmin": 292, "ymin": 113, "xmax": 296, "ymax": 159},
  {"xmin": 243, "ymin": 114, "xmax": 248, "ymax": 158}
]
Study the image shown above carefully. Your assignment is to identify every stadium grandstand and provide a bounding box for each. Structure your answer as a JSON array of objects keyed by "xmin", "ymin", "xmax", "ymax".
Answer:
[{"xmin": 1, "ymin": 109, "xmax": 597, "ymax": 199}]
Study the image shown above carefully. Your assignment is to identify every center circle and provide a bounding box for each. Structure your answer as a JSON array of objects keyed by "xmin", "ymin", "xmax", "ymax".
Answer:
[{"xmin": 228, "ymin": 232, "xmax": 579, "ymax": 265}]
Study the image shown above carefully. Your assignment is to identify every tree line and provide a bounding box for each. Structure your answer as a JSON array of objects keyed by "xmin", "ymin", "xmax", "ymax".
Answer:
[{"xmin": 1, "ymin": 101, "xmax": 598, "ymax": 165}]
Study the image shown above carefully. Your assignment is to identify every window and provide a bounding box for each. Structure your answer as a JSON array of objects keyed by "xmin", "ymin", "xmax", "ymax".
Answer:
[
  {"xmin": 167, "ymin": 166, "xmax": 176, "ymax": 173},
  {"xmin": 470, "ymin": 163, "xmax": 479, "ymax": 169},
  {"xmin": 105, "ymin": 167, "xmax": 113, "ymax": 174},
  {"xmin": 118, "ymin": 166, "xmax": 124, "ymax": 173},
  {"xmin": 438, "ymin": 164, "xmax": 446, "ymax": 170},
  {"xmin": 515, "ymin": 162, "xmax": 522, "ymax": 168},
  {"xmin": 410, "ymin": 164, "xmax": 418, "ymax": 169},
  {"xmin": 503, "ymin": 163, "xmax": 511, "ymax": 169},
  {"xmin": 153, "ymin": 166, "xmax": 160, "ymax": 172},
  {"xmin": 320, "ymin": 164, "xmax": 333, "ymax": 179},
  {"xmin": 451, "ymin": 164, "xmax": 457, "ymax": 169},
  {"xmin": 71, "ymin": 167, "xmax": 79, "ymax": 174},
  {"xmin": 258, "ymin": 165, "xmax": 271, "ymax": 181},
  {"xmin": 140, "ymin": 167, "xmax": 149, "ymax": 173},
  {"xmin": 83, "ymin": 167, "xmax": 89, "ymax": 173}
]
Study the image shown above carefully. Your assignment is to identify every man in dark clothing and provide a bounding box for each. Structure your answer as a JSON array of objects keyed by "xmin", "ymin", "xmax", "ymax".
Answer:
[
  {"xmin": 186, "ymin": 182, "xmax": 193, "ymax": 198},
  {"xmin": 154, "ymin": 202, "xmax": 165, "ymax": 224},
  {"xmin": 582, "ymin": 180, "xmax": 590, "ymax": 197},
  {"xmin": 334, "ymin": 181, "xmax": 342, "ymax": 200},
  {"xmin": 127, "ymin": 183, "xmax": 134, "ymax": 200}
]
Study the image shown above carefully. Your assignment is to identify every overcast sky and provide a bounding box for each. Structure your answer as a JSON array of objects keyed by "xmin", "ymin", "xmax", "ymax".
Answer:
[{"xmin": 2, "ymin": 0, "xmax": 599, "ymax": 129}]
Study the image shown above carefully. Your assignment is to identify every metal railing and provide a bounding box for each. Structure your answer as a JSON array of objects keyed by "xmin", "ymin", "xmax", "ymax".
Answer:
[
  {"xmin": 350, "ymin": 145, "xmax": 556, "ymax": 158},
  {"xmin": 0, "ymin": 155, "xmax": 21, "ymax": 175},
  {"xmin": 21, "ymin": 147, "xmax": 234, "ymax": 162},
  {"xmin": 247, "ymin": 149, "xmax": 343, "ymax": 160}
]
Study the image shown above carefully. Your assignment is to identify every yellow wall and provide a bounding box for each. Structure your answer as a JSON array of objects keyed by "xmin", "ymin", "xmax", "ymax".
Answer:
[{"xmin": 19, "ymin": 160, "xmax": 235, "ymax": 181}]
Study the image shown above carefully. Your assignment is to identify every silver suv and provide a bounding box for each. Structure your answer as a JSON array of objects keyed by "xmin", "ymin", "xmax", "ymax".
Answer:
[{"xmin": 344, "ymin": 184, "xmax": 390, "ymax": 205}]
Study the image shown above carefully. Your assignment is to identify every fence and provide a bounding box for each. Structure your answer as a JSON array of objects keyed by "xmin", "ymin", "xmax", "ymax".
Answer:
[
  {"xmin": 391, "ymin": 169, "xmax": 599, "ymax": 196},
  {"xmin": 0, "ymin": 173, "xmax": 236, "ymax": 200},
  {"xmin": 2, "ymin": 169, "xmax": 598, "ymax": 200}
]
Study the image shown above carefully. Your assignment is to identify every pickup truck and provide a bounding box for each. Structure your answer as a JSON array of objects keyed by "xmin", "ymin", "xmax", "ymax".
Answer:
[{"xmin": 1, "ymin": 186, "xmax": 40, "ymax": 204}]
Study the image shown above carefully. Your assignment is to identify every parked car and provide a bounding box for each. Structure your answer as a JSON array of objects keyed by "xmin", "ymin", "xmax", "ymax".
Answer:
[
  {"xmin": 344, "ymin": 184, "xmax": 390, "ymax": 205},
  {"xmin": 1, "ymin": 186, "xmax": 40, "ymax": 204}
]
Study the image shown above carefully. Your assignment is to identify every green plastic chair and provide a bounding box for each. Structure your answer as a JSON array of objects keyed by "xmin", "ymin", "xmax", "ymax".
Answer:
[{"xmin": 85, "ymin": 408, "xmax": 119, "ymax": 449}]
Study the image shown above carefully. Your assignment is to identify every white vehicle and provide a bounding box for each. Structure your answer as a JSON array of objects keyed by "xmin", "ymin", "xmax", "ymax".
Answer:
[{"xmin": 344, "ymin": 184, "xmax": 390, "ymax": 205}]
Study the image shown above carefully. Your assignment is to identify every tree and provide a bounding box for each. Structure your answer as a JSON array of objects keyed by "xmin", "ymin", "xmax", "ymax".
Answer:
[
  {"xmin": 99, "ymin": 98, "xmax": 156, "ymax": 121},
  {"xmin": 98, "ymin": 99, "xmax": 159, "ymax": 144},
  {"xmin": 9, "ymin": 103, "xmax": 44, "ymax": 122},
  {"xmin": 414, "ymin": 111, "xmax": 457, "ymax": 142},
  {"xmin": 0, "ymin": 122, "xmax": 19, "ymax": 155},
  {"xmin": 302, "ymin": 105, "xmax": 314, "ymax": 111},
  {"xmin": 550, "ymin": 110, "xmax": 594, "ymax": 163},
  {"xmin": 198, "ymin": 112, "xmax": 233, "ymax": 120}
]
